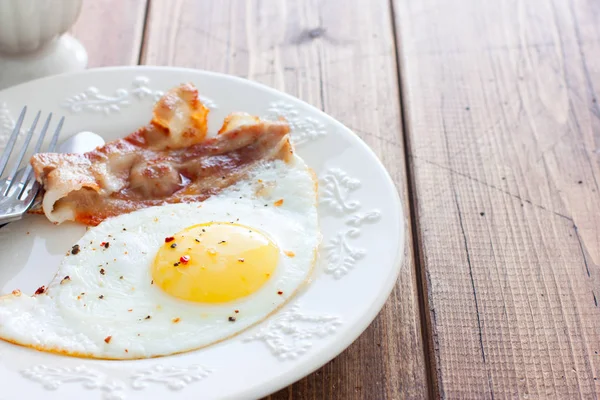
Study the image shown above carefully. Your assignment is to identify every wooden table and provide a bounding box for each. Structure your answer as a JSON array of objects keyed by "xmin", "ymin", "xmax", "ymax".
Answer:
[{"xmin": 72, "ymin": 0, "xmax": 600, "ymax": 398}]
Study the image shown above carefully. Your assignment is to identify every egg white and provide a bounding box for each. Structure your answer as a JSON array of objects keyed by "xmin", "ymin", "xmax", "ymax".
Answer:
[{"xmin": 0, "ymin": 156, "xmax": 319, "ymax": 359}]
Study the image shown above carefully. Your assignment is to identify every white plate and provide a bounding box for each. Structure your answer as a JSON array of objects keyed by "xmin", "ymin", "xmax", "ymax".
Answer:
[{"xmin": 0, "ymin": 67, "xmax": 403, "ymax": 400}]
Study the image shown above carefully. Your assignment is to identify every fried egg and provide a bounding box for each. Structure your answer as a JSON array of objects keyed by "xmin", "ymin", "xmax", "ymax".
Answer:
[{"xmin": 0, "ymin": 155, "xmax": 318, "ymax": 359}]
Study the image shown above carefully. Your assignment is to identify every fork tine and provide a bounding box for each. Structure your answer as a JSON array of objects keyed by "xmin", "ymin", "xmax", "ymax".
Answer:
[
  {"xmin": 20, "ymin": 115, "xmax": 64, "ymax": 199},
  {"xmin": 0, "ymin": 106, "xmax": 26, "ymax": 178},
  {"xmin": 2, "ymin": 111, "xmax": 40, "ymax": 196},
  {"xmin": 47, "ymin": 116, "xmax": 64, "ymax": 152},
  {"xmin": 17, "ymin": 113, "xmax": 52, "ymax": 193}
]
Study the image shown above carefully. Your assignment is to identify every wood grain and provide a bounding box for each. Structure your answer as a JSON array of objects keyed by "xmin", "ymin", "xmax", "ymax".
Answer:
[
  {"xmin": 142, "ymin": 0, "xmax": 428, "ymax": 398},
  {"xmin": 393, "ymin": 0, "xmax": 600, "ymax": 397},
  {"xmin": 71, "ymin": 0, "xmax": 148, "ymax": 67}
]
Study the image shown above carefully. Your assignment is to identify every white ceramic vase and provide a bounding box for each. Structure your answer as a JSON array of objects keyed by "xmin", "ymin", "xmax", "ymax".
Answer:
[{"xmin": 0, "ymin": 0, "xmax": 87, "ymax": 90}]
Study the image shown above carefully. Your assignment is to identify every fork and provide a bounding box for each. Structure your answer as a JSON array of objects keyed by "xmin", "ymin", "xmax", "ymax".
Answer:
[{"xmin": 0, "ymin": 107, "xmax": 63, "ymax": 224}]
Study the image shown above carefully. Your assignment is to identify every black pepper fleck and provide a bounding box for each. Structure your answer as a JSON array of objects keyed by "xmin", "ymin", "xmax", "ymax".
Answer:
[
  {"xmin": 578, "ymin": 180, "xmax": 583, "ymax": 184},
  {"xmin": 174, "ymin": 262, "xmax": 180, "ymax": 266},
  {"xmin": 71, "ymin": 244, "xmax": 80, "ymax": 255},
  {"xmin": 195, "ymin": 238, "xmax": 200, "ymax": 242},
  {"xmin": 170, "ymin": 243, "xmax": 177, "ymax": 248},
  {"xmin": 228, "ymin": 316, "xmax": 236, "ymax": 322},
  {"xmin": 480, "ymin": 212, "xmax": 485, "ymax": 216},
  {"xmin": 145, "ymin": 315, "xmax": 151, "ymax": 320},
  {"xmin": 100, "ymin": 268, "xmax": 105, "ymax": 275},
  {"xmin": 99, "ymin": 295, "xmax": 104, "ymax": 299}
]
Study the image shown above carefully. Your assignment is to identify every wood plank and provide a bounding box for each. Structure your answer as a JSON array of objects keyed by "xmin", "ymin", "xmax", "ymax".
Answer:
[
  {"xmin": 71, "ymin": 0, "xmax": 148, "ymax": 67},
  {"xmin": 142, "ymin": 0, "xmax": 428, "ymax": 398},
  {"xmin": 393, "ymin": 0, "xmax": 600, "ymax": 397}
]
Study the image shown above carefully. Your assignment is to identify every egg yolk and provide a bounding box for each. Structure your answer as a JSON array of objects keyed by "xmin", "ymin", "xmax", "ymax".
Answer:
[{"xmin": 152, "ymin": 222, "xmax": 279, "ymax": 303}]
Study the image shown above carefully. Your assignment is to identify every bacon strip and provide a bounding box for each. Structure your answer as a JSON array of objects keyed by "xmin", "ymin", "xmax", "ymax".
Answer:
[{"xmin": 30, "ymin": 85, "xmax": 292, "ymax": 225}]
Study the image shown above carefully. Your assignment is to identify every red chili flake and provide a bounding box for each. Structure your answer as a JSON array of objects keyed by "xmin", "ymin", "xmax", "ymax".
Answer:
[
  {"xmin": 100, "ymin": 242, "xmax": 110, "ymax": 249},
  {"xmin": 60, "ymin": 276, "xmax": 71, "ymax": 285},
  {"xmin": 277, "ymin": 291, "xmax": 283, "ymax": 295},
  {"xmin": 234, "ymin": 310, "xmax": 239, "ymax": 313},
  {"xmin": 164, "ymin": 236, "xmax": 175, "ymax": 243},
  {"xmin": 104, "ymin": 336, "xmax": 112, "ymax": 344},
  {"xmin": 128, "ymin": 309, "xmax": 133, "ymax": 312},
  {"xmin": 125, "ymin": 349, "xmax": 128, "ymax": 353},
  {"xmin": 100, "ymin": 268, "xmax": 105, "ymax": 275},
  {"xmin": 180, "ymin": 255, "xmax": 190, "ymax": 264},
  {"xmin": 12, "ymin": 289, "xmax": 21, "ymax": 296},
  {"xmin": 274, "ymin": 199, "xmax": 284, "ymax": 207},
  {"xmin": 172, "ymin": 317, "xmax": 181, "ymax": 323},
  {"xmin": 34, "ymin": 286, "xmax": 46, "ymax": 295},
  {"xmin": 71, "ymin": 244, "xmax": 80, "ymax": 255},
  {"xmin": 228, "ymin": 316, "xmax": 236, "ymax": 322}
]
